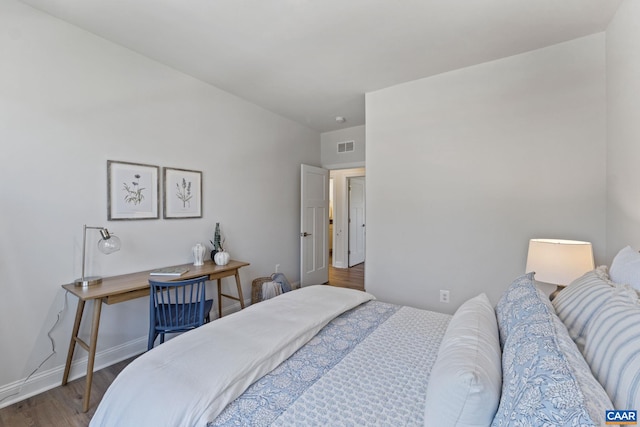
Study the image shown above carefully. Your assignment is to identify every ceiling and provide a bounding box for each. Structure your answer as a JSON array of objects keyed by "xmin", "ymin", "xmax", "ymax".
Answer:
[{"xmin": 20, "ymin": 0, "xmax": 622, "ymax": 133}]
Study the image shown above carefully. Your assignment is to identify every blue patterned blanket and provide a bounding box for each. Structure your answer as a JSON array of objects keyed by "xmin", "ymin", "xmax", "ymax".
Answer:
[{"xmin": 211, "ymin": 300, "xmax": 450, "ymax": 426}]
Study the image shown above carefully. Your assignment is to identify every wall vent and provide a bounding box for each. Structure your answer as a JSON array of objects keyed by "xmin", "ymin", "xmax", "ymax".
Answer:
[{"xmin": 337, "ymin": 140, "xmax": 355, "ymax": 153}]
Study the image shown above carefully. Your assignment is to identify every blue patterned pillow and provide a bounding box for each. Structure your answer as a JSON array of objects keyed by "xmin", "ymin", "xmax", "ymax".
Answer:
[
  {"xmin": 495, "ymin": 273, "xmax": 546, "ymax": 347},
  {"xmin": 492, "ymin": 275, "xmax": 614, "ymax": 426}
]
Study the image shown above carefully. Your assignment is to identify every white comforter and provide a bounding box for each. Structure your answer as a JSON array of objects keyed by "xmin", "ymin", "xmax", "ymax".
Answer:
[{"xmin": 90, "ymin": 285, "xmax": 374, "ymax": 427}]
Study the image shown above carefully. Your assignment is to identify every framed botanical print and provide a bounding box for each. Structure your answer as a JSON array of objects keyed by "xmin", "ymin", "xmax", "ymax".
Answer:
[
  {"xmin": 163, "ymin": 167, "xmax": 202, "ymax": 219},
  {"xmin": 107, "ymin": 160, "xmax": 160, "ymax": 220}
]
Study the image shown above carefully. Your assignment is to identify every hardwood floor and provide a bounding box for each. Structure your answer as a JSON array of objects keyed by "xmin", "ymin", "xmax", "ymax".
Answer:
[
  {"xmin": 0, "ymin": 357, "xmax": 135, "ymax": 427},
  {"xmin": 328, "ymin": 260, "xmax": 365, "ymax": 291},
  {"xmin": 0, "ymin": 262, "xmax": 364, "ymax": 427}
]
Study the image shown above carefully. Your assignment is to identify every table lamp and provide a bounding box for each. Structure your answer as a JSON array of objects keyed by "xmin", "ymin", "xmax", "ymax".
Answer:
[
  {"xmin": 525, "ymin": 238, "xmax": 594, "ymax": 295},
  {"xmin": 74, "ymin": 224, "xmax": 121, "ymax": 287}
]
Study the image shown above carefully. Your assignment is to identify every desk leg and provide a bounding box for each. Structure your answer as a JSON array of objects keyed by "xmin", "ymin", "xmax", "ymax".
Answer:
[
  {"xmin": 62, "ymin": 299, "xmax": 85, "ymax": 386},
  {"xmin": 217, "ymin": 278, "xmax": 222, "ymax": 319},
  {"xmin": 216, "ymin": 270, "xmax": 245, "ymax": 318},
  {"xmin": 234, "ymin": 270, "xmax": 245, "ymax": 309},
  {"xmin": 82, "ymin": 298, "xmax": 103, "ymax": 412}
]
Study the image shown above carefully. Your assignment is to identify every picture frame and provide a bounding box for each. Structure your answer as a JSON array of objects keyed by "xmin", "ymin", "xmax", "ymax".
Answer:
[
  {"xmin": 107, "ymin": 160, "xmax": 160, "ymax": 220},
  {"xmin": 163, "ymin": 167, "xmax": 202, "ymax": 219}
]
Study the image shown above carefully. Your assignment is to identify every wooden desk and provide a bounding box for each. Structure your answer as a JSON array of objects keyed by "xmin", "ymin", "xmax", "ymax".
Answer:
[{"xmin": 61, "ymin": 259, "xmax": 249, "ymax": 412}]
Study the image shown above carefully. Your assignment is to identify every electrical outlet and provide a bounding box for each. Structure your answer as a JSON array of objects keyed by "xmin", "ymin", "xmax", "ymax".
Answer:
[
  {"xmin": 275, "ymin": 264, "xmax": 280, "ymax": 273},
  {"xmin": 439, "ymin": 290, "xmax": 450, "ymax": 303}
]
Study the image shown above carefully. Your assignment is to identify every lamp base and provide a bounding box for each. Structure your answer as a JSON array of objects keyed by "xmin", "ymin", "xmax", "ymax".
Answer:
[
  {"xmin": 549, "ymin": 284, "xmax": 566, "ymax": 301},
  {"xmin": 74, "ymin": 276, "xmax": 103, "ymax": 287}
]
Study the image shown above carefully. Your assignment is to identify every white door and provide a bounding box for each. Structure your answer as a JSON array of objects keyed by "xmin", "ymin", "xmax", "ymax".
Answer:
[
  {"xmin": 300, "ymin": 164, "xmax": 329, "ymax": 286},
  {"xmin": 348, "ymin": 177, "xmax": 366, "ymax": 267}
]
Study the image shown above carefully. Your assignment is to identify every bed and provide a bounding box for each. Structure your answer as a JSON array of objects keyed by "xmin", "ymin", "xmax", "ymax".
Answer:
[{"xmin": 90, "ymin": 247, "xmax": 640, "ymax": 427}]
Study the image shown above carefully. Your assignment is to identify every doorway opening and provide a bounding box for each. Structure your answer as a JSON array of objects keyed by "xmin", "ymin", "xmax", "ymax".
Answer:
[{"xmin": 327, "ymin": 168, "xmax": 365, "ymax": 290}]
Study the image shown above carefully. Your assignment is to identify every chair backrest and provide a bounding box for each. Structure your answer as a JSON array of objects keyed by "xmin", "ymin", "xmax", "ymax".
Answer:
[{"xmin": 149, "ymin": 275, "xmax": 209, "ymax": 333}]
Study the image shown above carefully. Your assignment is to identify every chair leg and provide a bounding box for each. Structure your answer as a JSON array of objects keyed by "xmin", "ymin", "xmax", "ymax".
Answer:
[{"xmin": 148, "ymin": 332, "xmax": 157, "ymax": 351}]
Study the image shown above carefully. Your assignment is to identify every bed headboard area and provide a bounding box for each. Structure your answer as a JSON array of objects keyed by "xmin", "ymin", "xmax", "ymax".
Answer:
[
  {"xmin": 490, "ymin": 246, "xmax": 640, "ymax": 424},
  {"xmin": 552, "ymin": 246, "xmax": 640, "ymax": 412}
]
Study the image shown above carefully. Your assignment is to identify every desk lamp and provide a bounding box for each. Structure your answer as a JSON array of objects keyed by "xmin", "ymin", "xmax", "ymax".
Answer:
[
  {"xmin": 74, "ymin": 224, "xmax": 121, "ymax": 287},
  {"xmin": 525, "ymin": 238, "xmax": 594, "ymax": 297}
]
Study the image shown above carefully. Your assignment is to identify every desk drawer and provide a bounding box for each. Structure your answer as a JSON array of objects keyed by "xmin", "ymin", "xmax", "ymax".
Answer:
[{"xmin": 106, "ymin": 288, "xmax": 150, "ymax": 305}]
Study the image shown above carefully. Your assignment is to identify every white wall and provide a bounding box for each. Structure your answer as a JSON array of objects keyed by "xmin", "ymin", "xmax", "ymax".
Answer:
[
  {"xmin": 321, "ymin": 125, "xmax": 365, "ymax": 169},
  {"xmin": 0, "ymin": 0, "xmax": 319, "ymax": 405},
  {"xmin": 606, "ymin": 0, "xmax": 640, "ymax": 259},
  {"xmin": 365, "ymin": 35, "xmax": 607, "ymax": 313}
]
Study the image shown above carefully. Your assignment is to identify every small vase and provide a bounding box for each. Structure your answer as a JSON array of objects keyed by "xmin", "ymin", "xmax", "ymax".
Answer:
[
  {"xmin": 214, "ymin": 251, "xmax": 230, "ymax": 266},
  {"xmin": 192, "ymin": 243, "xmax": 206, "ymax": 266}
]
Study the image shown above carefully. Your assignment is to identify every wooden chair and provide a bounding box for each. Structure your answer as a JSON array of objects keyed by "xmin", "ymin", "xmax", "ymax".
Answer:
[{"xmin": 148, "ymin": 275, "xmax": 213, "ymax": 350}]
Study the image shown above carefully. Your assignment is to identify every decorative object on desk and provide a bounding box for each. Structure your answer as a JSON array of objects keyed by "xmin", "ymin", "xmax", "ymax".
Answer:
[
  {"xmin": 213, "ymin": 222, "xmax": 223, "ymax": 250},
  {"xmin": 149, "ymin": 266, "xmax": 189, "ymax": 276},
  {"xmin": 163, "ymin": 167, "xmax": 202, "ymax": 219},
  {"xmin": 210, "ymin": 222, "xmax": 225, "ymax": 260},
  {"xmin": 192, "ymin": 243, "xmax": 206, "ymax": 266},
  {"xmin": 74, "ymin": 224, "xmax": 122, "ymax": 287},
  {"xmin": 214, "ymin": 250, "xmax": 230, "ymax": 266},
  {"xmin": 108, "ymin": 160, "xmax": 159, "ymax": 220},
  {"xmin": 525, "ymin": 238, "xmax": 595, "ymax": 297}
]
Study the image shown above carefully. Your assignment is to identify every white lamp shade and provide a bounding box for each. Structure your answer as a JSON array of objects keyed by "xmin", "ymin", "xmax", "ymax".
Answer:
[{"xmin": 525, "ymin": 239, "xmax": 595, "ymax": 286}]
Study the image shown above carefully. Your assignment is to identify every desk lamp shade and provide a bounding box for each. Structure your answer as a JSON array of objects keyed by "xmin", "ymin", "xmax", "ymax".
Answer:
[
  {"xmin": 97, "ymin": 228, "xmax": 121, "ymax": 254},
  {"xmin": 525, "ymin": 239, "xmax": 595, "ymax": 286},
  {"xmin": 74, "ymin": 225, "xmax": 121, "ymax": 287}
]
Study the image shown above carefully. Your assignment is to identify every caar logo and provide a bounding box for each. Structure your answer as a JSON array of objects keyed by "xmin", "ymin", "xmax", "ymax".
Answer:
[{"xmin": 606, "ymin": 410, "xmax": 637, "ymax": 425}]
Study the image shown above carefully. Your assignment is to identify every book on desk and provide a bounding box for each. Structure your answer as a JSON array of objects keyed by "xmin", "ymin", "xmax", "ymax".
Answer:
[{"xmin": 149, "ymin": 266, "xmax": 189, "ymax": 276}]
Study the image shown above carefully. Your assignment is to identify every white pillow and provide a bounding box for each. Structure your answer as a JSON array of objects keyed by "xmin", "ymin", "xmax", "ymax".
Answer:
[
  {"xmin": 424, "ymin": 293, "xmax": 501, "ymax": 427},
  {"xmin": 610, "ymin": 245, "xmax": 640, "ymax": 290},
  {"xmin": 552, "ymin": 266, "xmax": 638, "ymax": 352},
  {"xmin": 583, "ymin": 297, "xmax": 640, "ymax": 410}
]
